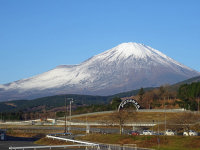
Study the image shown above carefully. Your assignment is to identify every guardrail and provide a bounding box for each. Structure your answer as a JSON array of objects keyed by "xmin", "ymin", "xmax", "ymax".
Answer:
[
  {"xmin": 9, "ymin": 144, "xmax": 93, "ymax": 150},
  {"xmin": 48, "ymin": 132, "xmax": 72, "ymax": 136},
  {"xmin": 9, "ymin": 135, "xmax": 154, "ymax": 150},
  {"xmin": 55, "ymin": 121, "xmax": 156, "ymax": 126},
  {"xmin": 9, "ymin": 144, "xmax": 154, "ymax": 150},
  {"xmin": 46, "ymin": 135, "xmax": 99, "ymax": 146}
]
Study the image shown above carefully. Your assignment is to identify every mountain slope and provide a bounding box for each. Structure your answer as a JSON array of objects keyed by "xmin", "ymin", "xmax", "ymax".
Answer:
[
  {"xmin": 169, "ymin": 75, "xmax": 200, "ymax": 91},
  {"xmin": 1, "ymin": 76, "xmax": 200, "ymax": 113},
  {"xmin": 0, "ymin": 42, "xmax": 199, "ymax": 101}
]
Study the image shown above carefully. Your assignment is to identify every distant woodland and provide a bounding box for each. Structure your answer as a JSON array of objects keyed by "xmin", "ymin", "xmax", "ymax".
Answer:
[{"xmin": 0, "ymin": 82, "xmax": 199, "ymax": 121}]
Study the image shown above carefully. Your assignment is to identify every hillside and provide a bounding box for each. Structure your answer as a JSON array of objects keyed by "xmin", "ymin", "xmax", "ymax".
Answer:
[
  {"xmin": 0, "ymin": 76, "xmax": 200, "ymax": 113},
  {"xmin": 169, "ymin": 75, "xmax": 200, "ymax": 91},
  {"xmin": 0, "ymin": 94, "xmax": 109, "ymax": 113},
  {"xmin": 0, "ymin": 87, "xmax": 154, "ymax": 113}
]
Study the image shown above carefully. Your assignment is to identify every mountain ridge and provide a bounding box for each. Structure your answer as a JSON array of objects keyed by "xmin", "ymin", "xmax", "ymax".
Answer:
[{"xmin": 0, "ymin": 42, "xmax": 199, "ymax": 101}]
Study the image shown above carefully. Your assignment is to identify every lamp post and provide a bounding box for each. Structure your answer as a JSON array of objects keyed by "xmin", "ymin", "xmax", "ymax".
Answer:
[
  {"xmin": 64, "ymin": 98, "xmax": 74, "ymax": 133},
  {"xmin": 157, "ymin": 114, "xmax": 160, "ymax": 149},
  {"xmin": 68, "ymin": 98, "xmax": 73, "ymax": 132},
  {"xmin": 198, "ymin": 97, "xmax": 199, "ymax": 114},
  {"xmin": 164, "ymin": 97, "xmax": 166, "ymax": 133},
  {"xmin": 69, "ymin": 99, "xmax": 73, "ymax": 123},
  {"xmin": 64, "ymin": 98, "xmax": 67, "ymax": 133}
]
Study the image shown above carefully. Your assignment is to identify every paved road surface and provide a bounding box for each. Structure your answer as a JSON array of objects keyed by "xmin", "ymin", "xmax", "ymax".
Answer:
[
  {"xmin": 0, "ymin": 136, "xmax": 38, "ymax": 150},
  {"xmin": 0, "ymin": 136, "xmax": 88, "ymax": 150}
]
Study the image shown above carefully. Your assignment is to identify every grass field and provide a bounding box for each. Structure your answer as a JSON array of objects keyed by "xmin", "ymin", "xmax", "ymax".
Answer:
[
  {"xmin": 76, "ymin": 134, "xmax": 200, "ymax": 150},
  {"xmin": 1, "ymin": 111, "xmax": 200, "ymax": 150},
  {"xmin": 72, "ymin": 111, "xmax": 200, "ymax": 132},
  {"xmin": 5, "ymin": 124, "xmax": 200, "ymax": 150},
  {"xmin": 72, "ymin": 112, "xmax": 190, "ymax": 122}
]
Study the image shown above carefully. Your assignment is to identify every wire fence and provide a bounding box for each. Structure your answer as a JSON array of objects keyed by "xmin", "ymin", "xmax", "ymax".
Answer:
[
  {"xmin": 86, "ymin": 144, "xmax": 154, "ymax": 150},
  {"xmin": 9, "ymin": 143, "xmax": 154, "ymax": 150}
]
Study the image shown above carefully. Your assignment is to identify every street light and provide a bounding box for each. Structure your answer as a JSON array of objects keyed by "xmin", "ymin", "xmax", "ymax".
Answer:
[
  {"xmin": 69, "ymin": 99, "xmax": 74, "ymax": 122},
  {"xmin": 198, "ymin": 97, "xmax": 199, "ymax": 114},
  {"xmin": 64, "ymin": 98, "xmax": 67, "ymax": 133},
  {"xmin": 157, "ymin": 114, "xmax": 160, "ymax": 149},
  {"xmin": 67, "ymin": 98, "xmax": 73, "ymax": 132},
  {"xmin": 164, "ymin": 97, "xmax": 166, "ymax": 133}
]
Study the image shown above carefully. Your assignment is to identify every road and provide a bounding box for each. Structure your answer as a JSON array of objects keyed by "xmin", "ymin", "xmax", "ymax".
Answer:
[
  {"xmin": 0, "ymin": 136, "xmax": 87, "ymax": 150},
  {"xmin": 8, "ymin": 126, "xmax": 131, "ymax": 134},
  {"xmin": 0, "ymin": 136, "xmax": 39, "ymax": 150}
]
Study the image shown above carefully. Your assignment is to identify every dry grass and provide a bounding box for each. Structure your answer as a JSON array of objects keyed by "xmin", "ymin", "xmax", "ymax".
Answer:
[
  {"xmin": 2, "ymin": 111, "xmax": 200, "ymax": 150},
  {"xmin": 72, "ymin": 112, "xmax": 199, "ymax": 123},
  {"xmin": 35, "ymin": 138, "xmax": 71, "ymax": 145},
  {"xmin": 77, "ymin": 134, "xmax": 200, "ymax": 150}
]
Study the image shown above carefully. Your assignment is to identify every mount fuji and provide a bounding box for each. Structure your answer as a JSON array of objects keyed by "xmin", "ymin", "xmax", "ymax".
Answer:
[{"xmin": 0, "ymin": 42, "xmax": 199, "ymax": 101}]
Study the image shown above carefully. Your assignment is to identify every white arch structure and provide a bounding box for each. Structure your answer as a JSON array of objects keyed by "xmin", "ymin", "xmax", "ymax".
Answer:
[{"xmin": 118, "ymin": 98, "xmax": 141, "ymax": 111}]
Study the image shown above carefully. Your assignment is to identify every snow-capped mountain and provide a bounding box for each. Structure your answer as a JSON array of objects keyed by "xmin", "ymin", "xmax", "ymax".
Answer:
[{"xmin": 0, "ymin": 42, "xmax": 199, "ymax": 101}]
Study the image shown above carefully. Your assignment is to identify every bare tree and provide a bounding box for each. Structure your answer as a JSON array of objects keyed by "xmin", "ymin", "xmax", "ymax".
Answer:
[
  {"xmin": 111, "ymin": 110, "xmax": 137, "ymax": 135},
  {"xmin": 143, "ymin": 91, "xmax": 157, "ymax": 109},
  {"xmin": 169, "ymin": 112, "xmax": 200, "ymax": 134}
]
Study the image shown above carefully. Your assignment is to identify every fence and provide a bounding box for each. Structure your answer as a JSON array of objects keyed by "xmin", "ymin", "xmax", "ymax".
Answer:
[
  {"xmin": 46, "ymin": 135, "xmax": 98, "ymax": 146},
  {"xmin": 9, "ymin": 135, "xmax": 154, "ymax": 150},
  {"xmin": 9, "ymin": 141, "xmax": 154, "ymax": 150},
  {"xmin": 9, "ymin": 144, "xmax": 154, "ymax": 150},
  {"xmin": 46, "ymin": 135, "xmax": 154, "ymax": 150},
  {"xmin": 86, "ymin": 144, "xmax": 154, "ymax": 150},
  {"xmin": 9, "ymin": 144, "xmax": 94, "ymax": 150}
]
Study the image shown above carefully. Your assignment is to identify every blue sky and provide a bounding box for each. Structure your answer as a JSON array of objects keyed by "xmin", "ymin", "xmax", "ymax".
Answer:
[{"xmin": 0, "ymin": 0, "xmax": 200, "ymax": 84}]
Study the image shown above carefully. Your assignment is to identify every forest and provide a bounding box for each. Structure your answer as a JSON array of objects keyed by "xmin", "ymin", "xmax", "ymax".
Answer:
[{"xmin": 0, "ymin": 82, "xmax": 199, "ymax": 121}]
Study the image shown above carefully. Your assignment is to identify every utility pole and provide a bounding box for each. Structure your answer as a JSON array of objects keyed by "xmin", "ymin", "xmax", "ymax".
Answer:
[
  {"xmin": 70, "ymin": 101, "xmax": 72, "ymax": 123},
  {"xmin": 157, "ymin": 114, "xmax": 160, "ymax": 149},
  {"xmin": 69, "ymin": 99, "xmax": 74, "ymax": 131},
  {"xmin": 198, "ymin": 97, "xmax": 199, "ymax": 114},
  {"xmin": 164, "ymin": 97, "xmax": 166, "ymax": 133},
  {"xmin": 86, "ymin": 115, "xmax": 89, "ymax": 134},
  {"xmin": 64, "ymin": 98, "xmax": 67, "ymax": 133},
  {"xmin": 64, "ymin": 98, "xmax": 73, "ymax": 133},
  {"xmin": 0, "ymin": 112, "xmax": 2, "ymax": 122},
  {"xmin": 157, "ymin": 114, "xmax": 160, "ymax": 133}
]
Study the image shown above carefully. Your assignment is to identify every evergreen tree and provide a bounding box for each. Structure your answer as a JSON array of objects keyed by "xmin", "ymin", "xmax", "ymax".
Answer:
[
  {"xmin": 159, "ymin": 86, "xmax": 165, "ymax": 99},
  {"xmin": 138, "ymin": 87, "xmax": 145, "ymax": 101},
  {"xmin": 178, "ymin": 82, "xmax": 200, "ymax": 110},
  {"xmin": 111, "ymin": 97, "xmax": 122, "ymax": 110}
]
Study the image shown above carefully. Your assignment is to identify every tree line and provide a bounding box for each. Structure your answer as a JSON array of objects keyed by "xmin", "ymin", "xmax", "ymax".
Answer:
[
  {"xmin": 137, "ymin": 82, "xmax": 200, "ymax": 111},
  {"xmin": 178, "ymin": 82, "xmax": 200, "ymax": 110},
  {"xmin": 1, "ymin": 82, "xmax": 199, "ymax": 121}
]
